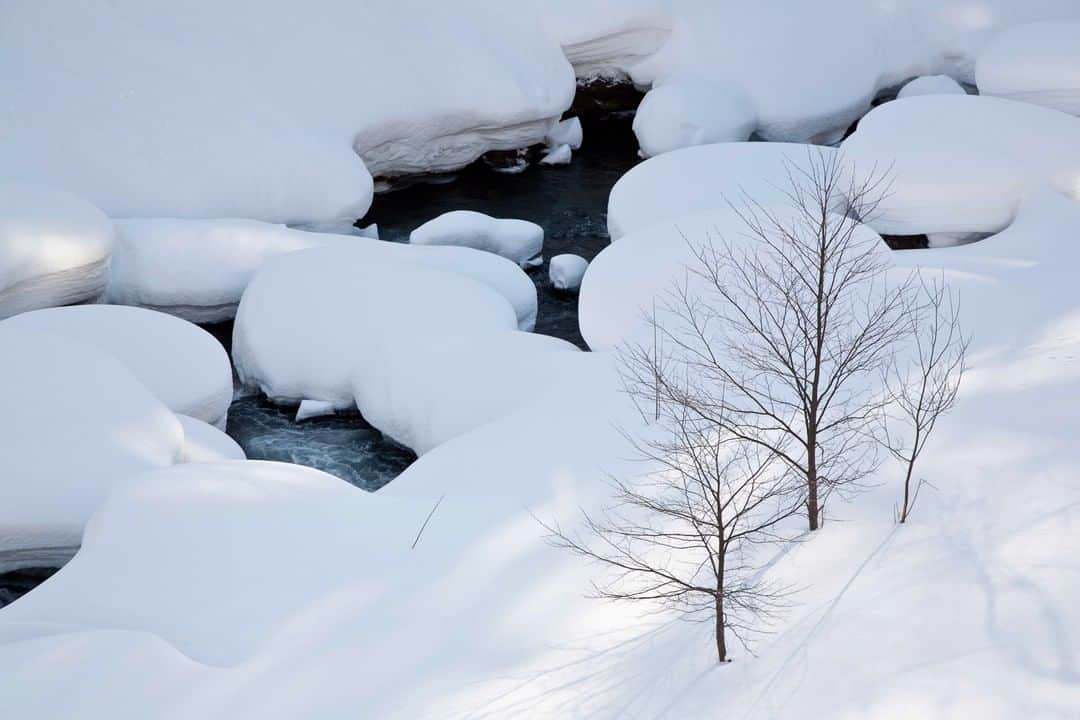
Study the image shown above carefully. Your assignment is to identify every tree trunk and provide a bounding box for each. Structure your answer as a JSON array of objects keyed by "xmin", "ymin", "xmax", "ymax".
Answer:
[
  {"xmin": 714, "ymin": 593, "xmax": 727, "ymax": 663},
  {"xmin": 807, "ymin": 435, "xmax": 820, "ymax": 531},
  {"xmin": 899, "ymin": 461, "xmax": 914, "ymax": 524}
]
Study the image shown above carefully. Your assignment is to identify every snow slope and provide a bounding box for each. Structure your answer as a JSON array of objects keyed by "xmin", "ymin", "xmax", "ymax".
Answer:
[{"xmin": 976, "ymin": 22, "xmax": 1080, "ymax": 116}]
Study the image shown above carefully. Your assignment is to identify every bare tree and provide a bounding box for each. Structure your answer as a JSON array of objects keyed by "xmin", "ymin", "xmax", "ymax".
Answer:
[
  {"xmin": 881, "ymin": 274, "xmax": 967, "ymax": 523},
  {"xmin": 648, "ymin": 149, "xmax": 912, "ymax": 530},
  {"xmin": 543, "ymin": 367, "xmax": 802, "ymax": 662}
]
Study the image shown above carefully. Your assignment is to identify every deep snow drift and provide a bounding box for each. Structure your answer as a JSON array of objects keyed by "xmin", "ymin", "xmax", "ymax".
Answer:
[
  {"xmin": 0, "ymin": 184, "xmax": 112, "ymax": 320},
  {"xmin": 977, "ymin": 22, "xmax": 1080, "ymax": 116}
]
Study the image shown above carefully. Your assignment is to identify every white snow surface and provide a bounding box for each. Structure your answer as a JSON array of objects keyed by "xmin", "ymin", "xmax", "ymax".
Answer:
[
  {"xmin": 633, "ymin": 77, "xmax": 756, "ymax": 158},
  {"xmin": 353, "ymin": 331, "xmax": 581, "ymax": 455},
  {"xmin": 842, "ymin": 94, "xmax": 1080, "ymax": 237},
  {"xmin": 0, "ymin": 184, "xmax": 113, "ymax": 320},
  {"xmin": 544, "ymin": 117, "xmax": 584, "ymax": 150},
  {"xmin": 177, "ymin": 415, "xmax": 245, "ymax": 464},
  {"xmin": 295, "ymin": 400, "xmax": 337, "ymax": 423},
  {"xmin": 0, "ymin": 328, "xmax": 182, "ymax": 553},
  {"xmin": 898, "ymin": 74, "xmax": 967, "ymax": 98},
  {"xmin": 410, "ymin": 211, "xmax": 544, "ymax": 268},
  {"xmin": 233, "ymin": 246, "xmax": 519, "ymax": 408},
  {"xmin": 548, "ymin": 254, "xmax": 589, "ymax": 291},
  {"xmin": 0, "ymin": 1, "xmax": 576, "ymax": 222},
  {"xmin": 607, "ymin": 142, "xmax": 837, "ymax": 240},
  {"xmin": 0, "ymin": 305, "xmax": 232, "ymax": 428},
  {"xmin": 977, "ymin": 22, "xmax": 1080, "ymax": 116},
  {"xmin": 540, "ymin": 144, "xmax": 573, "ymax": 166}
]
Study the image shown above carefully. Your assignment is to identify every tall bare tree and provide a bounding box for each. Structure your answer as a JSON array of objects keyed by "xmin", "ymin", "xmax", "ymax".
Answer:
[
  {"xmin": 881, "ymin": 273, "xmax": 967, "ymax": 523},
  {"xmin": 650, "ymin": 149, "xmax": 912, "ymax": 530},
  {"xmin": 543, "ymin": 365, "xmax": 802, "ymax": 662}
]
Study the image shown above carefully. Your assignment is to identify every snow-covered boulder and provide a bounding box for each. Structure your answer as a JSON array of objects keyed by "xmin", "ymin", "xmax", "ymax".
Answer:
[
  {"xmin": 632, "ymin": 77, "xmax": 756, "ymax": 157},
  {"xmin": 353, "ymin": 331, "xmax": 581, "ymax": 455},
  {"xmin": 582, "ymin": 207, "xmax": 888, "ymax": 351},
  {"xmin": 0, "ymin": 305, "xmax": 232, "ymax": 429},
  {"xmin": 540, "ymin": 145, "xmax": 573, "ymax": 166},
  {"xmin": 105, "ymin": 219, "xmax": 353, "ymax": 323},
  {"xmin": 607, "ymin": 142, "xmax": 837, "ymax": 240},
  {"xmin": 233, "ymin": 246, "xmax": 519, "ymax": 408},
  {"xmin": 977, "ymin": 22, "xmax": 1080, "ymax": 116},
  {"xmin": 842, "ymin": 94, "xmax": 1080, "ymax": 237},
  {"xmin": 545, "ymin": 1, "xmax": 672, "ymax": 81},
  {"xmin": 0, "ymin": 461, "xmax": 403, "ymax": 666},
  {"xmin": 897, "ymin": 75, "xmax": 967, "ymax": 98},
  {"xmin": 549, "ymin": 254, "xmax": 589, "ymax": 291},
  {"xmin": 0, "ymin": 327, "xmax": 183, "ymax": 552},
  {"xmin": 0, "ymin": 184, "xmax": 113, "ymax": 320},
  {"xmin": 177, "ymin": 415, "xmax": 245, "ymax": 463},
  {"xmin": 410, "ymin": 211, "xmax": 544, "ymax": 268},
  {"xmin": 545, "ymin": 117, "xmax": 583, "ymax": 150}
]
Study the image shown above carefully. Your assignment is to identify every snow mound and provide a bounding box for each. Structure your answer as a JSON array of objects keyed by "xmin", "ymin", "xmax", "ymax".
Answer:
[
  {"xmin": 540, "ymin": 144, "xmax": 573, "ymax": 166},
  {"xmin": 545, "ymin": 117, "xmax": 583, "ymax": 150},
  {"xmin": 841, "ymin": 94, "xmax": 1080, "ymax": 237},
  {"xmin": 544, "ymin": 1, "xmax": 672, "ymax": 81},
  {"xmin": 0, "ymin": 305, "xmax": 232, "ymax": 429},
  {"xmin": 105, "ymin": 219, "xmax": 353, "ymax": 323},
  {"xmin": 549, "ymin": 254, "xmax": 589, "ymax": 291},
  {"xmin": 632, "ymin": 77, "xmax": 756, "ymax": 158},
  {"xmin": 353, "ymin": 331, "xmax": 581, "ymax": 455},
  {"xmin": 582, "ymin": 207, "xmax": 888, "ymax": 351},
  {"xmin": 177, "ymin": 415, "xmax": 245, "ymax": 463},
  {"xmin": 0, "ymin": 184, "xmax": 113, "ymax": 320},
  {"xmin": 607, "ymin": 142, "xmax": 837, "ymax": 240},
  {"xmin": 0, "ymin": 327, "xmax": 182, "ymax": 553},
  {"xmin": 977, "ymin": 22, "xmax": 1080, "ymax": 116},
  {"xmin": 898, "ymin": 74, "xmax": 967, "ymax": 98},
  {"xmin": 0, "ymin": 1, "xmax": 576, "ymax": 221},
  {"xmin": 233, "ymin": 246, "xmax": 519, "ymax": 408},
  {"xmin": 410, "ymin": 211, "xmax": 544, "ymax": 268},
  {"xmin": 0, "ymin": 461, "xmax": 399, "ymax": 666}
]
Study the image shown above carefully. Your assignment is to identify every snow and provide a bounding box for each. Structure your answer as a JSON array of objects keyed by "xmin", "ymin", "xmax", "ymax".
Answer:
[
  {"xmin": 233, "ymin": 246, "xmax": 520, "ymax": 408},
  {"xmin": 0, "ymin": 1, "xmax": 576, "ymax": 222},
  {"xmin": 295, "ymin": 400, "xmax": 337, "ymax": 423},
  {"xmin": 353, "ymin": 331, "xmax": 581, "ymax": 455},
  {"xmin": 0, "ymin": 305, "xmax": 232, "ymax": 428},
  {"xmin": 410, "ymin": 211, "xmax": 544, "ymax": 268},
  {"xmin": 898, "ymin": 74, "xmax": 967, "ymax": 98},
  {"xmin": 977, "ymin": 22, "xmax": 1080, "ymax": 116},
  {"xmin": 105, "ymin": 219, "xmax": 353, "ymax": 323},
  {"xmin": 607, "ymin": 142, "xmax": 836, "ymax": 240},
  {"xmin": 0, "ymin": 327, "xmax": 182, "ymax": 554},
  {"xmin": 633, "ymin": 77, "xmax": 756, "ymax": 158},
  {"xmin": 841, "ymin": 94, "xmax": 1080, "ymax": 237},
  {"xmin": 542, "ymin": 0, "xmax": 672, "ymax": 81},
  {"xmin": 548, "ymin": 254, "xmax": 589, "ymax": 291},
  {"xmin": 0, "ymin": 184, "xmax": 113, "ymax": 320},
  {"xmin": 545, "ymin": 117, "xmax": 583, "ymax": 151},
  {"xmin": 177, "ymin": 415, "xmax": 245, "ymax": 463},
  {"xmin": 540, "ymin": 144, "xmax": 573, "ymax": 166}
]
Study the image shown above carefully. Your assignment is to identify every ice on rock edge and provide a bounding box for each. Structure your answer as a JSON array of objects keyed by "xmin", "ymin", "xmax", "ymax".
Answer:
[
  {"xmin": 549, "ymin": 254, "xmax": 589, "ymax": 292},
  {"xmin": 410, "ymin": 211, "xmax": 544, "ymax": 268},
  {"xmin": 0, "ymin": 327, "xmax": 183, "ymax": 553},
  {"xmin": 0, "ymin": 184, "xmax": 113, "ymax": 320},
  {"xmin": 232, "ymin": 246, "xmax": 519, "ymax": 409},
  {"xmin": 0, "ymin": 305, "xmax": 233, "ymax": 429},
  {"xmin": 295, "ymin": 400, "xmax": 336, "ymax": 423},
  {"xmin": 976, "ymin": 22, "xmax": 1080, "ymax": 117}
]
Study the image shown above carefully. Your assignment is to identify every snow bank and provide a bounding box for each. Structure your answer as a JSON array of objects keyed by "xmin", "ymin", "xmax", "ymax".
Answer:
[
  {"xmin": 177, "ymin": 415, "xmax": 245, "ymax": 463},
  {"xmin": 353, "ymin": 331, "xmax": 581, "ymax": 455},
  {"xmin": 542, "ymin": 0, "xmax": 672, "ymax": 81},
  {"xmin": 0, "ymin": 305, "xmax": 232, "ymax": 428},
  {"xmin": 607, "ymin": 142, "xmax": 836, "ymax": 240},
  {"xmin": 105, "ymin": 219, "xmax": 352, "ymax": 323},
  {"xmin": 0, "ymin": 328, "xmax": 182, "ymax": 553},
  {"xmin": 0, "ymin": 1, "xmax": 575, "ymax": 221},
  {"xmin": 842, "ymin": 95, "xmax": 1080, "ymax": 237},
  {"xmin": 233, "ymin": 246, "xmax": 519, "ymax": 408},
  {"xmin": 897, "ymin": 74, "xmax": 967, "ymax": 98},
  {"xmin": 410, "ymin": 212, "xmax": 544, "ymax": 268},
  {"xmin": 549, "ymin": 254, "xmax": 589, "ymax": 291},
  {"xmin": 977, "ymin": 22, "xmax": 1080, "ymax": 116},
  {"xmin": 0, "ymin": 184, "xmax": 112, "ymax": 320},
  {"xmin": 632, "ymin": 77, "xmax": 755, "ymax": 158}
]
